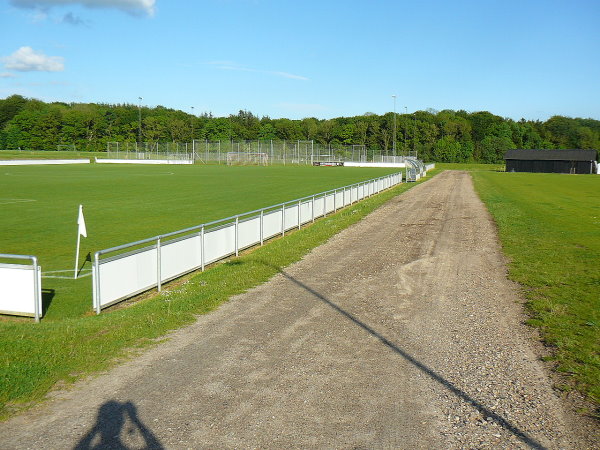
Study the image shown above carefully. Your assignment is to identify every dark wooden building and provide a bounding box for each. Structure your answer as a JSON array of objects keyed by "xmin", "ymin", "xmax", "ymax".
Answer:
[{"xmin": 504, "ymin": 149, "xmax": 598, "ymax": 174}]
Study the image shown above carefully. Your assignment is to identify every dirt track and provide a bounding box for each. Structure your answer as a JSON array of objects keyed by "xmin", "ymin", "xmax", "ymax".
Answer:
[{"xmin": 0, "ymin": 171, "xmax": 589, "ymax": 448}]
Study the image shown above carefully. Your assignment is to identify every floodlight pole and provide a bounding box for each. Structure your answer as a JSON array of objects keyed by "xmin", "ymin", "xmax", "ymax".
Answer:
[
  {"xmin": 392, "ymin": 95, "xmax": 397, "ymax": 156},
  {"xmin": 404, "ymin": 106, "xmax": 407, "ymax": 155},
  {"xmin": 191, "ymin": 106, "xmax": 195, "ymax": 155},
  {"xmin": 138, "ymin": 97, "xmax": 143, "ymax": 150}
]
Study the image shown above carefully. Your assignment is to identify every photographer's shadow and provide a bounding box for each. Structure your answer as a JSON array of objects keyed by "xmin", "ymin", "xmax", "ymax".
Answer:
[{"xmin": 75, "ymin": 400, "xmax": 163, "ymax": 449}]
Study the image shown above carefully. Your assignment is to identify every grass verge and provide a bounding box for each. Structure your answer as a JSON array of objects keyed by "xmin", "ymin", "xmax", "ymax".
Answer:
[
  {"xmin": 0, "ymin": 171, "xmax": 428, "ymax": 420},
  {"xmin": 472, "ymin": 171, "xmax": 599, "ymax": 415}
]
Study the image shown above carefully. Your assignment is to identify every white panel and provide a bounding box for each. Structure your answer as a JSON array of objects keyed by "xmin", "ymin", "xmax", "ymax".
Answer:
[
  {"xmin": 299, "ymin": 200, "xmax": 312, "ymax": 225},
  {"xmin": 96, "ymin": 159, "xmax": 193, "ymax": 165},
  {"xmin": 263, "ymin": 210, "xmax": 282, "ymax": 239},
  {"xmin": 98, "ymin": 247, "xmax": 158, "ymax": 308},
  {"xmin": 0, "ymin": 159, "xmax": 90, "ymax": 166},
  {"xmin": 0, "ymin": 263, "xmax": 37, "ymax": 316},
  {"xmin": 204, "ymin": 224, "xmax": 235, "ymax": 264},
  {"xmin": 343, "ymin": 161, "xmax": 406, "ymax": 168},
  {"xmin": 160, "ymin": 234, "xmax": 202, "ymax": 282},
  {"xmin": 284, "ymin": 204, "xmax": 299, "ymax": 231},
  {"xmin": 238, "ymin": 217, "xmax": 261, "ymax": 250},
  {"xmin": 325, "ymin": 194, "xmax": 335, "ymax": 214},
  {"xmin": 335, "ymin": 191, "xmax": 344, "ymax": 209},
  {"xmin": 313, "ymin": 197, "xmax": 325, "ymax": 219},
  {"xmin": 351, "ymin": 186, "xmax": 358, "ymax": 203}
]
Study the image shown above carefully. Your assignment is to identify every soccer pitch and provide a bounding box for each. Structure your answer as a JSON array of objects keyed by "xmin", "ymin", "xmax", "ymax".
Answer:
[{"xmin": 1, "ymin": 164, "xmax": 400, "ymax": 320}]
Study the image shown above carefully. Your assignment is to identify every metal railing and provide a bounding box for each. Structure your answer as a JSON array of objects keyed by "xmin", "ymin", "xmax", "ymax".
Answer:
[{"xmin": 92, "ymin": 172, "xmax": 402, "ymax": 313}]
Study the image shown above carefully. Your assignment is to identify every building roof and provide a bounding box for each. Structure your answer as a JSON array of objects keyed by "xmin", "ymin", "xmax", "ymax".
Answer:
[{"xmin": 504, "ymin": 149, "xmax": 598, "ymax": 161}]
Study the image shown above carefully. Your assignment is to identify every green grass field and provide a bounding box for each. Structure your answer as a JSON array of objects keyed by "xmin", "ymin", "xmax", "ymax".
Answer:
[
  {"xmin": 0, "ymin": 164, "xmax": 400, "ymax": 320},
  {"xmin": 472, "ymin": 171, "xmax": 600, "ymax": 411}
]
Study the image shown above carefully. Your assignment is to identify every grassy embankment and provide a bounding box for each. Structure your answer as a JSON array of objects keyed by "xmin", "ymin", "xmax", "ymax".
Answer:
[
  {"xmin": 472, "ymin": 171, "xmax": 599, "ymax": 414},
  {"xmin": 0, "ymin": 164, "xmax": 424, "ymax": 419}
]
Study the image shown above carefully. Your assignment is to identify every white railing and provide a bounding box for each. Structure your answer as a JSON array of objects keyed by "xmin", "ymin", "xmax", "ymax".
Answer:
[
  {"xmin": 0, "ymin": 254, "xmax": 42, "ymax": 322},
  {"xmin": 92, "ymin": 172, "xmax": 402, "ymax": 313}
]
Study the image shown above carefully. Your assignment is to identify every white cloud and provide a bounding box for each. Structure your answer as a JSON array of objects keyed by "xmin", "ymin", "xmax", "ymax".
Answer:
[
  {"xmin": 2, "ymin": 47, "xmax": 65, "ymax": 72},
  {"xmin": 208, "ymin": 61, "xmax": 309, "ymax": 81},
  {"xmin": 10, "ymin": 0, "xmax": 155, "ymax": 16},
  {"xmin": 0, "ymin": 72, "xmax": 17, "ymax": 78}
]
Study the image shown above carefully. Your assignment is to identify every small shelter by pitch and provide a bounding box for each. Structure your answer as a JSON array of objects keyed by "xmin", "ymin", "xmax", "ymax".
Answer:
[{"xmin": 504, "ymin": 149, "xmax": 598, "ymax": 174}]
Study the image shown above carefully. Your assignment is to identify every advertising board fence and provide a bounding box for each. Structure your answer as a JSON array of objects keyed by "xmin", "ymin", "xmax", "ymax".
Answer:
[
  {"xmin": 92, "ymin": 172, "xmax": 402, "ymax": 313},
  {"xmin": 0, "ymin": 254, "xmax": 42, "ymax": 322}
]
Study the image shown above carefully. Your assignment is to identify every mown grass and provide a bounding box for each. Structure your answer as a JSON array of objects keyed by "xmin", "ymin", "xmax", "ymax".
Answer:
[
  {"xmin": 0, "ymin": 164, "xmax": 399, "ymax": 320},
  {"xmin": 0, "ymin": 171, "xmax": 425, "ymax": 420},
  {"xmin": 472, "ymin": 172, "xmax": 599, "ymax": 412}
]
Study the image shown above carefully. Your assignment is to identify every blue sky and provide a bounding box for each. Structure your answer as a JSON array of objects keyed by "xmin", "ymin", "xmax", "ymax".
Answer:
[{"xmin": 1, "ymin": 0, "xmax": 599, "ymax": 121}]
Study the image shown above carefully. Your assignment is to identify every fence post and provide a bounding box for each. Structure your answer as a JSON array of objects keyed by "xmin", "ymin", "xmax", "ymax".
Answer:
[
  {"xmin": 235, "ymin": 216, "xmax": 239, "ymax": 256},
  {"xmin": 201, "ymin": 226, "xmax": 205, "ymax": 271},
  {"xmin": 298, "ymin": 200, "xmax": 301, "ymax": 229},
  {"xmin": 334, "ymin": 189, "xmax": 337, "ymax": 212},
  {"xmin": 157, "ymin": 237, "xmax": 162, "ymax": 292},
  {"xmin": 94, "ymin": 252, "xmax": 101, "ymax": 314},
  {"xmin": 281, "ymin": 204, "xmax": 285, "ymax": 236},
  {"xmin": 32, "ymin": 256, "xmax": 40, "ymax": 323},
  {"xmin": 312, "ymin": 195, "xmax": 315, "ymax": 223},
  {"xmin": 260, "ymin": 209, "xmax": 264, "ymax": 245}
]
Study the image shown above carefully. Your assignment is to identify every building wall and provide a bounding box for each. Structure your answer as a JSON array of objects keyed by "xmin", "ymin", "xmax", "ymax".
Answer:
[{"xmin": 506, "ymin": 159, "xmax": 594, "ymax": 174}]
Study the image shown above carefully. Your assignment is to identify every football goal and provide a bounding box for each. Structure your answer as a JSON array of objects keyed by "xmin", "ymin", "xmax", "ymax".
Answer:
[
  {"xmin": 226, "ymin": 152, "xmax": 269, "ymax": 166},
  {"xmin": 57, "ymin": 144, "xmax": 76, "ymax": 152}
]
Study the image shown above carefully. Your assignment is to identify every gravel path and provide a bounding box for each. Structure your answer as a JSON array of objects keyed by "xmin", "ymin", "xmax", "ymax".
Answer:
[{"xmin": 0, "ymin": 171, "xmax": 589, "ymax": 449}]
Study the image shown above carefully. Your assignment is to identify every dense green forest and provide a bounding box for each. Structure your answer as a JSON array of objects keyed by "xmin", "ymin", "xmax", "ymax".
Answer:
[{"xmin": 0, "ymin": 94, "xmax": 598, "ymax": 162}]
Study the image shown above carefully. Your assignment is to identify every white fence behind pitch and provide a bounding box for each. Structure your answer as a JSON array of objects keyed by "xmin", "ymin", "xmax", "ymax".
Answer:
[
  {"xmin": 92, "ymin": 172, "xmax": 402, "ymax": 313},
  {"xmin": 0, "ymin": 254, "xmax": 42, "ymax": 322}
]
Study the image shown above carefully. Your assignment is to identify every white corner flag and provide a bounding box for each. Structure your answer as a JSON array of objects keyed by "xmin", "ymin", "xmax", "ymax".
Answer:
[
  {"xmin": 74, "ymin": 204, "xmax": 87, "ymax": 278},
  {"xmin": 78, "ymin": 204, "xmax": 87, "ymax": 238}
]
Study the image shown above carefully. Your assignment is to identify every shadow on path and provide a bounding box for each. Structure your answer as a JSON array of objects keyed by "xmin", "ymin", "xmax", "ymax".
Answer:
[
  {"xmin": 74, "ymin": 400, "xmax": 163, "ymax": 450},
  {"xmin": 271, "ymin": 264, "xmax": 547, "ymax": 450}
]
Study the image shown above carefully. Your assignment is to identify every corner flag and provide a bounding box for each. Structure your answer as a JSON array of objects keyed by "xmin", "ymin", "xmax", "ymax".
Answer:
[
  {"xmin": 78, "ymin": 204, "xmax": 87, "ymax": 238},
  {"xmin": 74, "ymin": 204, "xmax": 87, "ymax": 278}
]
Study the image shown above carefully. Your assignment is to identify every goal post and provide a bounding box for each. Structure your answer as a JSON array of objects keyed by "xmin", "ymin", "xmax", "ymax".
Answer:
[
  {"xmin": 226, "ymin": 152, "xmax": 269, "ymax": 166},
  {"xmin": 57, "ymin": 144, "xmax": 76, "ymax": 152}
]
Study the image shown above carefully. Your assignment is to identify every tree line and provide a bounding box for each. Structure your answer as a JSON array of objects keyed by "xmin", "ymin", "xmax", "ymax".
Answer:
[{"xmin": 0, "ymin": 94, "xmax": 598, "ymax": 163}]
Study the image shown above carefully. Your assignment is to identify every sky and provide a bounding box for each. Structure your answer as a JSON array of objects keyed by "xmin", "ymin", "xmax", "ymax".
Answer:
[{"xmin": 0, "ymin": 0, "xmax": 599, "ymax": 121}]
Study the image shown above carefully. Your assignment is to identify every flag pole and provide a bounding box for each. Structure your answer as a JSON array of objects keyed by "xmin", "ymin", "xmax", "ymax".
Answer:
[{"xmin": 74, "ymin": 225, "xmax": 81, "ymax": 279}]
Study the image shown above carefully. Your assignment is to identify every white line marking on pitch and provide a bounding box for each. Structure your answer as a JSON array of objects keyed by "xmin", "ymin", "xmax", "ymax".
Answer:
[
  {"xmin": 0, "ymin": 198, "xmax": 37, "ymax": 205},
  {"xmin": 42, "ymin": 269, "xmax": 92, "ymax": 279}
]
